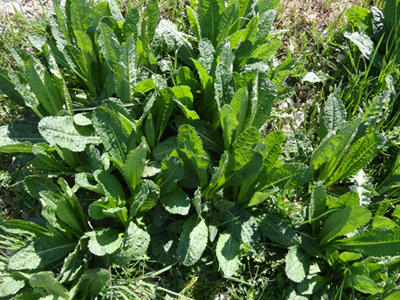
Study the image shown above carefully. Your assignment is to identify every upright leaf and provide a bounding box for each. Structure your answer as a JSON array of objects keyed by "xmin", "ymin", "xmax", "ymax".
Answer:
[
  {"xmin": 285, "ymin": 245, "xmax": 311, "ymax": 283},
  {"xmin": 318, "ymin": 206, "xmax": 371, "ymax": 246},
  {"xmin": 121, "ymin": 142, "xmax": 147, "ymax": 193},
  {"xmin": 319, "ymin": 93, "xmax": 347, "ymax": 139}
]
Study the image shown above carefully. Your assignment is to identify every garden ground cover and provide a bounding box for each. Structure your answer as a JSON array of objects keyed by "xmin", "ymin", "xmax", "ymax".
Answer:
[{"xmin": 1, "ymin": 0, "xmax": 400, "ymax": 299}]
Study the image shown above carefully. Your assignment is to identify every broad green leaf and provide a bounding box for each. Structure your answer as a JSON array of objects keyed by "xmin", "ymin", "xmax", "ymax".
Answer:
[
  {"xmin": 246, "ymin": 76, "xmax": 277, "ymax": 130},
  {"xmin": 123, "ymin": 8, "xmax": 140, "ymax": 39},
  {"xmin": 332, "ymin": 227, "xmax": 400, "ymax": 256},
  {"xmin": 141, "ymin": 0, "xmax": 159, "ymax": 49},
  {"xmin": 345, "ymin": 275, "xmax": 382, "ymax": 295},
  {"xmin": 94, "ymin": 170, "xmax": 125, "ymax": 202},
  {"xmin": 0, "ymin": 277, "xmax": 25, "ymax": 298},
  {"xmin": 59, "ymin": 244, "xmax": 85, "ymax": 283},
  {"xmin": 230, "ymin": 88, "xmax": 249, "ymax": 138},
  {"xmin": 32, "ymin": 143, "xmax": 69, "ymax": 171},
  {"xmin": 121, "ymin": 142, "xmax": 147, "ymax": 192},
  {"xmin": 312, "ymin": 118, "xmax": 361, "ymax": 181},
  {"xmin": 256, "ymin": 0, "xmax": 280, "ymax": 14},
  {"xmin": 155, "ymin": 157, "xmax": 184, "ymax": 194},
  {"xmin": 157, "ymin": 20, "xmax": 195, "ymax": 67},
  {"xmin": 0, "ymin": 67, "xmax": 25, "ymax": 107},
  {"xmin": 30, "ymin": 272, "xmax": 69, "ymax": 299},
  {"xmin": 87, "ymin": 228, "xmax": 124, "ymax": 256},
  {"xmin": 233, "ymin": 127, "xmax": 261, "ymax": 150},
  {"xmin": 99, "ymin": 21, "xmax": 121, "ymax": 69},
  {"xmin": 197, "ymin": 0, "xmax": 224, "ymax": 46},
  {"xmin": 38, "ymin": 116, "xmax": 100, "ymax": 152},
  {"xmin": 153, "ymin": 136, "xmax": 177, "ymax": 161},
  {"xmin": 220, "ymin": 147, "xmax": 263, "ymax": 188},
  {"xmin": 216, "ymin": 3, "xmax": 237, "ymax": 44},
  {"xmin": 152, "ymin": 89, "xmax": 174, "ymax": 143},
  {"xmin": 24, "ymin": 56, "xmax": 63, "ymax": 116},
  {"xmin": 318, "ymin": 206, "xmax": 371, "ymax": 246},
  {"xmin": 151, "ymin": 232, "xmax": 177, "ymax": 265},
  {"xmin": 198, "ymin": 39, "xmax": 215, "ymax": 73},
  {"xmin": 78, "ymin": 268, "xmax": 110, "ymax": 295},
  {"xmin": 138, "ymin": 179, "xmax": 160, "ymax": 213},
  {"xmin": 344, "ymin": 31, "xmax": 382, "ymax": 67},
  {"xmin": 327, "ymin": 191, "xmax": 360, "ymax": 209},
  {"xmin": 0, "ymin": 124, "xmax": 44, "ymax": 153},
  {"xmin": 69, "ymin": 0, "xmax": 92, "ymax": 33},
  {"xmin": 116, "ymin": 35, "xmax": 137, "ymax": 103},
  {"xmin": 319, "ymin": 93, "xmax": 346, "ymax": 139},
  {"xmin": 175, "ymin": 117, "xmax": 223, "ymax": 154},
  {"xmin": 309, "ymin": 185, "xmax": 327, "ymax": 236},
  {"xmin": 346, "ymin": 6, "xmax": 372, "ymax": 30},
  {"xmin": 186, "ymin": 6, "xmax": 201, "ymax": 39},
  {"xmin": 0, "ymin": 220, "xmax": 53, "ymax": 241},
  {"xmin": 216, "ymin": 231, "xmax": 241, "ymax": 277},
  {"xmin": 92, "ymin": 106, "xmax": 132, "ymax": 162},
  {"xmin": 382, "ymin": 287, "xmax": 400, "ymax": 300},
  {"xmin": 297, "ymin": 275, "xmax": 330, "ymax": 295},
  {"xmin": 259, "ymin": 163, "xmax": 310, "ymax": 191},
  {"xmin": 223, "ymin": 206, "xmax": 260, "ymax": 246},
  {"xmin": 338, "ymin": 252, "xmax": 362, "ymax": 263},
  {"xmin": 123, "ymin": 221, "xmax": 150, "ymax": 257},
  {"xmin": 176, "ymin": 215, "xmax": 208, "ymax": 266},
  {"xmin": 285, "ymin": 245, "xmax": 311, "ymax": 283},
  {"xmin": 220, "ymin": 105, "xmax": 238, "ymax": 151},
  {"xmin": 250, "ymin": 39, "xmax": 281, "ymax": 60},
  {"xmin": 372, "ymin": 216, "xmax": 397, "ymax": 228},
  {"xmin": 326, "ymin": 133, "xmax": 385, "ymax": 186},
  {"xmin": 8, "ymin": 237, "xmax": 76, "ymax": 270},
  {"xmin": 254, "ymin": 10, "xmax": 276, "ymax": 47},
  {"xmin": 160, "ymin": 187, "xmax": 191, "ymax": 215},
  {"xmin": 261, "ymin": 214, "xmax": 300, "ymax": 247},
  {"xmin": 263, "ymin": 130, "xmax": 285, "ymax": 170}
]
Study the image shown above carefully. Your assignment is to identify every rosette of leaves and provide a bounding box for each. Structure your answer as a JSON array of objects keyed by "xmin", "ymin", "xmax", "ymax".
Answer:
[
  {"xmin": 0, "ymin": 0, "xmax": 161, "ymax": 117},
  {"xmin": 282, "ymin": 184, "xmax": 400, "ymax": 299}
]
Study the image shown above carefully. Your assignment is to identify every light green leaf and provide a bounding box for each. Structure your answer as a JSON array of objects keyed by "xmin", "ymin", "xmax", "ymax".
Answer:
[
  {"xmin": 123, "ymin": 221, "xmax": 150, "ymax": 257},
  {"xmin": 197, "ymin": 0, "xmax": 224, "ymax": 46},
  {"xmin": 8, "ymin": 237, "xmax": 76, "ymax": 270},
  {"xmin": 260, "ymin": 214, "xmax": 300, "ymax": 247},
  {"xmin": 250, "ymin": 39, "xmax": 281, "ymax": 60},
  {"xmin": 116, "ymin": 35, "xmax": 137, "ymax": 103},
  {"xmin": 38, "ymin": 116, "xmax": 100, "ymax": 152},
  {"xmin": 78, "ymin": 268, "xmax": 110, "ymax": 295},
  {"xmin": 319, "ymin": 93, "xmax": 346, "ymax": 139},
  {"xmin": 318, "ymin": 206, "xmax": 371, "ymax": 246},
  {"xmin": 309, "ymin": 185, "xmax": 327, "ymax": 236},
  {"xmin": 141, "ymin": 0, "xmax": 159, "ymax": 49},
  {"xmin": 259, "ymin": 163, "xmax": 310, "ymax": 191},
  {"xmin": 297, "ymin": 275, "xmax": 330, "ymax": 295},
  {"xmin": 92, "ymin": 106, "xmax": 132, "ymax": 162},
  {"xmin": 94, "ymin": 170, "xmax": 126, "ymax": 202},
  {"xmin": 30, "ymin": 272, "xmax": 69, "ymax": 299},
  {"xmin": 153, "ymin": 136, "xmax": 177, "ymax": 161},
  {"xmin": 216, "ymin": 231, "xmax": 241, "ymax": 277},
  {"xmin": 123, "ymin": 8, "xmax": 139, "ymax": 39},
  {"xmin": 254, "ymin": 10, "xmax": 276, "ymax": 47},
  {"xmin": 332, "ymin": 227, "xmax": 400, "ymax": 256},
  {"xmin": 223, "ymin": 206, "xmax": 260, "ymax": 246},
  {"xmin": 0, "ymin": 124, "xmax": 44, "ymax": 153},
  {"xmin": 0, "ymin": 277, "xmax": 25, "ymax": 297},
  {"xmin": 176, "ymin": 215, "xmax": 208, "ymax": 266},
  {"xmin": 326, "ymin": 133, "xmax": 385, "ymax": 186},
  {"xmin": 345, "ymin": 275, "xmax": 382, "ymax": 295},
  {"xmin": 87, "ymin": 228, "xmax": 124, "ymax": 256},
  {"xmin": 155, "ymin": 157, "xmax": 184, "ymax": 194},
  {"xmin": 263, "ymin": 130, "xmax": 285, "ymax": 170},
  {"xmin": 220, "ymin": 105, "xmax": 238, "ymax": 151},
  {"xmin": 186, "ymin": 6, "xmax": 201, "ymax": 39},
  {"xmin": 160, "ymin": 187, "xmax": 191, "ymax": 215},
  {"xmin": 121, "ymin": 142, "xmax": 147, "ymax": 192},
  {"xmin": 285, "ymin": 245, "xmax": 311, "ymax": 283}
]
